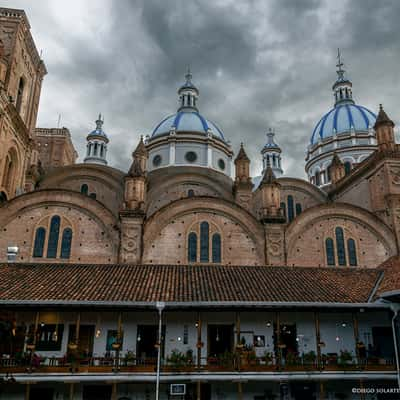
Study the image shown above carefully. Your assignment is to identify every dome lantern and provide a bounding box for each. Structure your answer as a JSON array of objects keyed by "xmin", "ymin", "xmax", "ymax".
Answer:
[
  {"xmin": 261, "ymin": 128, "xmax": 283, "ymax": 177},
  {"xmin": 84, "ymin": 114, "xmax": 109, "ymax": 165},
  {"xmin": 332, "ymin": 49, "xmax": 354, "ymax": 107},
  {"xmin": 177, "ymin": 67, "xmax": 199, "ymax": 112}
]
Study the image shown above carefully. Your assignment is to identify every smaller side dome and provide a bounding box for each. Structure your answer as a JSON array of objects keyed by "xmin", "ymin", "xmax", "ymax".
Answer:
[{"xmin": 84, "ymin": 114, "xmax": 109, "ymax": 165}]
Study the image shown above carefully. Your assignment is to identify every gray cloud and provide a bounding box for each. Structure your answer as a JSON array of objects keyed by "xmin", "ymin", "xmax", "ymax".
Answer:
[{"xmin": 3, "ymin": 0, "xmax": 399, "ymax": 178}]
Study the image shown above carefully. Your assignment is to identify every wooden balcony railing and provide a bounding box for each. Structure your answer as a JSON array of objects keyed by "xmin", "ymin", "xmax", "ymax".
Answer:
[{"xmin": 0, "ymin": 355, "xmax": 396, "ymax": 374}]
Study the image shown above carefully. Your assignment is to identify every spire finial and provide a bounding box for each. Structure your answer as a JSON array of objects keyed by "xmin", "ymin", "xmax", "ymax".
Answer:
[
  {"xmin": 96, "ymin": 113, "xmax": 103, "ymax": 130},
  {"xmin": 185, "ymin": 65, "xmax": 192, "ymax": 83},
  {"xmin": 336, "ymin": 48, "xmax": 345, "ymax": 81}
]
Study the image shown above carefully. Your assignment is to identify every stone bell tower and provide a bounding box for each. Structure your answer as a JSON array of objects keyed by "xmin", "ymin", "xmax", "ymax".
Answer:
[
  {"xmin": 119, "ymin": 137, "xmax": 148, "ymax": 264},
  {"xmin": 233, "ymin": 143, "xmax": 253, "ymax": 210}
]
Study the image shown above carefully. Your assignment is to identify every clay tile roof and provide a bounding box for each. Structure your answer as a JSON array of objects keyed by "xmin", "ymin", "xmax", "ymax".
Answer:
[
  {"xmin": 234, "ymin": 143, "xmax": 250, "ymax": 163},
  {"xmin": 374, "ymin": 104, "xmax": 395, "ymax": 129},
  {"xmin": 0, "ymin": 263, "xmax": 381, "ymax": 305},
  {"xmin": 375, "ymin": 256, "xmax": 400, "ymax": 298}
]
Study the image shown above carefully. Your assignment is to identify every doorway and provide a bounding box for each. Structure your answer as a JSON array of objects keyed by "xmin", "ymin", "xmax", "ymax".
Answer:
[
  {"xmin": 83, "ymin": 385, "xmax": 112, "ymax": 400},
  {"xmin": 136, "ymin": 325, "xmax": 165, "ymax": 360},
  {"xmin": 68, "ymin": 325, "xmax": 95, "ymax": 356},
  {"xmin": 207, "ymin": 324, "xmax": 234, "ymax": 357},
  {"xmin": 372, "ymin": 327, "xmax": 395, "ymax": 359},
  {"xmin": 291, "ymin": 382, "xmax": 316, "ymax": 400},
  {"xmin": 274, "ymin": 323, "xmax": 298, "ymax": 359},
  {"xmin": 30, "ymin": 388, "xmax": 54, "ymax": 400}
]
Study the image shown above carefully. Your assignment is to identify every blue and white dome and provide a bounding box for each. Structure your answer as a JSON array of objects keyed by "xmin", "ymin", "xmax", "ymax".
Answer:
[
  {"xmin": 310, "ymin": 104, "xmax": 376, "ymax": 145},
  {"xmin": 152, "ymin": 111, "xmax": 225, "ymax": 141},
  {"xmin": 305, "ymin": 50, "xmax": 378, "ymax": 188},
  {"xmin": 146, "ymin": 70, "xmax": 233, "ymax": 178}
]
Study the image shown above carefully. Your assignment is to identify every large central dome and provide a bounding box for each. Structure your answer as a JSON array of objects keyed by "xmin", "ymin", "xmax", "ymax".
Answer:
[
  {"xmin": 152, "ymin": 111, "xmax": 226, "ymax": 141},
  {"xmin": 146, "ymin": 70, "xmax": 233, "ymax": 177}
]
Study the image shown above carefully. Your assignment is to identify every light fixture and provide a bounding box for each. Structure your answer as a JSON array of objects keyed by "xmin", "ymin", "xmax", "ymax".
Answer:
[
  {"xmin": 95, "ymin": 329, "xmax": 101, "ymax": 338},
  {"xmin": 195, "ymin": 322, "xmax": 199, "ymax": 328},
  {"xmin": 216, "ymin": 328, "xmax": 220, "ymax": 342},
  {"xmin": 266, "ymin": 321, "xmax": 271, "ymax": 327},
  {"xmin": 52, "ymin": 312, "xmax": 59, "ymax": 342},
  {"xmin": 177, "ymin": 336, "xmax": 182, "ymax": 342},
  {"xmin": 137, "ymin": 333, "xmax": 141, "ymax": 342},
  {"xmin": 296, "ymin": 337, "xmax": 300, "ymax": 342},
  {"xmin": 40, "ymin": 322, "xmax": 45, "ymax": 328},
  {"xmin": 341, "ymin": 322, "xmax": 347, "ymax": 328},
  {"xmin": 95, "ymin": 314, "xmax": 102, "ymax": 338},
  {"xmin": 336, "ymin": 336, "xmax": 340, "ymax": 341}
]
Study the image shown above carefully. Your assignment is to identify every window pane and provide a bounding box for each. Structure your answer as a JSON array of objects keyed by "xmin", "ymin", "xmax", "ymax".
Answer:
[
  {"xmin": 212, "ymin": 233, "xmax": 221, "ymax": 263},
  {"xmin": 335, "ymin": 227, "xmax": 346, "ymax": 266},
  {"xmin": 325, "ymin": 238, "xmax": 335, "ymax": 266},
  {"xmin": 200, "ymin": 222, "xmax": 209, "ymax": 263},
  {"xmin": 287, "ymin": 195, "xmax": 294, "ymax": 222},
  {"xmin": 33, "ymin": 227, "xmax": 46, "ymax": 258},
  {"xmin": 347, "ymin": 238, "xmax": 358, "ymax": 266},
  {"xmin": 60, "ymin": 228, "xmax": 73, "ymax": 259},
  {"xmin": 36, "ymin": 324, "xmax": 64, "ymax": 351},
  {"xmin": 280, "ymin": 202, "xmax": 286, "ymax": 218},
  {"xmin": 295, "ymin": 203, "xmax": 302, "ymax": 216},
  {"xmin": 47, "ymin": 216, "xmax": 61, "ymax": 258},
  {"xmin": 188, "ymin": 232, "xmax": 197, "ymax": 263},
  {"xmin": 81, "ymin": 184, "xmax": 88, "ymax": 195}
]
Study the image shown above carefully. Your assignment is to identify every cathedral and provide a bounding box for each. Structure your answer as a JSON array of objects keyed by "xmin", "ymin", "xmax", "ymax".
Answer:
[{"xmin": 1, "ymin": 7, "xmax": 400, "ymax": 400}]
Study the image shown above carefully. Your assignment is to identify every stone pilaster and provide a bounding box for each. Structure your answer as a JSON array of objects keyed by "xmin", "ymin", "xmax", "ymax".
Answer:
[
  {"xmin": 264, "ymin": 224, "xmax": 286, "ymax": 266},
  {"xmin": 119, "ymin": 210, "xmax": 145, "ymax": 264}
]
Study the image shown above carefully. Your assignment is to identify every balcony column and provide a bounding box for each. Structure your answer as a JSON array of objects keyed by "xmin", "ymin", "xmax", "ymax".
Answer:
[
  {"xmin": 113, "ymin": 312, "xmax": 122, "ymax": 372},
  {"xmin": 319, "ymin": 381, "xmax": 325, "ymax": 400},
  {"xmin": 314, "ymin": 311, "xmax": 321, "ymax": 370},
  {"xmin": 236, "ymin": 312, "xmax": 241, "ymax": 371},
  {"xmin": 69, "ymin": 382, "xmax": 74, "ymax": 400},
  {"xmin": 111, "ymin": 382, "xmax": 117, "ymax": 400},
  {"xmin": 276, "ymin": 312, "xmax": 281, "ymax": 369},
  {"xmin": 28, "ymin": 311, "xmax": 40, "ymax": 371},
  {"xmin": 25, "ymin": 382, "xmax": 30, "ymax": 400},
  {"xmin": 352, "ymin": 312, "xmax": 360, "ymax": 365},
  {"xmin": 237, "ymin": 382, "xmax": 243, "ymax": 400},
  {"xmin": 196, "ymin": 312, "xmax": 201, "ymax": 400}
]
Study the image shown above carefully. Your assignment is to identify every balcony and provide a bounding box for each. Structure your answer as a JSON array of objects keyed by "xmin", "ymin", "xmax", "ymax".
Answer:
[{"xmin": 1, "ymin": 353, "xmax": 395, "ymax": 375}]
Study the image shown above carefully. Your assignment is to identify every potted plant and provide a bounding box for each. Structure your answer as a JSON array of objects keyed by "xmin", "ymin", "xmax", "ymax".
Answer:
[
  {"xmin": 124, "ymin": 351, "xmax": 135, "ymax": 366},
  {"xmin": 263, "ymin": 351, "xmax": 274, "ymax": 366},
  {"xmin": 219, "ymin": 351, "xmax": 235, "ymax": 369},
  {"xmin": 338, "ymin": 350, "xmax": 353, "ymax": 367},
  {"xmin": 167, "ymin": 349, "xmax": 187, "ymax": 369},
  {"xmin": 302, "ymin": 351, "xmax": 317, "ymax": 368},
  {"xmin": 285, "ymin": 350, "xmax": 299, "ymax": 366}
]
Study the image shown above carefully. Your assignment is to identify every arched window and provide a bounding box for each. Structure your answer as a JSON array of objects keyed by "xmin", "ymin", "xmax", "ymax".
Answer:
[
  {"xmin": 344, "ymin": 162, "xmax": 352, "ymax": 175},
  {"xmin": 327, "ymin": 165, "xmax": 332, "ymax": 182},
  {"xmin": 33, "ymin": 227, "xmax": 46, "ymax": 258},
  {"xmin": 0, "ymin": 191, "xmax": 7, "ymax": 204},
  {"xmin": 212, "ymin": 233, "xmax": 221, "ymax": 263},
  {"xmin": 188, "ymin": 189, "xmax": 195, "ymax": 198},
  {"xmin": 295, "ymin": 203, "xmax": 302, "ymax": 216},
  {"xmin": 47, "ymin": 216, "xmax": 61, "ymax": 258},
  {"xmin": 188, "ymin": 232, "xmax": 197, "ymax": 263},
  {"xmin": 325, "ymin": 238, "xmax": 335, "ymax": 266},
  {"xmin": 335, "ymin": 227, "xmax": 346, "ymax": 266},
  {"xmin": 100, "ymin": 144, "xmax": 104, "ymax": 158},
  {"xmin": 81, "ymin": 184, "xmax": 88, "ymax": 195},
  {"xmin": 2, "ymin": 149, "xmax": 17, "ymax": 195},
  {"xmin": 200, "ymin": 222, "xmax": 209, "ymax": 262},
  {"xmin": 280, "ymin": 202, "xmax": 286, "ymax": 218},
  {"xmin": 94, "ymin": 143, "xmax": 98, "ymax": 156},
  {"xmin": 89, "ymin": 193, "xmax": 96, "ymax": 200},
  {"xmin": 16, "ymin": 77, "xmax": 24, "ymax": 113},
  {"xmin": 347, "ymin": 238, "xmax": 357, "ymax": 266},
  {"xmin": 315, "ymin": 172, "xmax": 321, "ymax": 186},
  {"xmin": 60, "ymin": 228, "xmax": 73, "ymax": 259},
  {"xmin": 287, "ymin": 195, "xmax": 294, "ymax": 223}
]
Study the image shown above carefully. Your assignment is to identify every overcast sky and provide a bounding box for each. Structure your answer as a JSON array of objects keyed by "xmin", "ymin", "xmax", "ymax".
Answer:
[{"xmin": 3, "ymin": 0, "xmax": 400, "ymax": 177}]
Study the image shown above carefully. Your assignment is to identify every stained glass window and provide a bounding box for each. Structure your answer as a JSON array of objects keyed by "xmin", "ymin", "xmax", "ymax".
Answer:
[
  {"xmin": 325, "ymin": 238, "xmax": 335, "ymax": 266},
  {"xmin": 335, "ymin": 227, "xmax": 346, "ymax": 266},
  {"xmin": 200, "ymin": 222, "xmax": 209, "ymax": 262},
  {"xmin": 347, "ymin": 238, "xmax": 357, "ymax": 266},
  {"xmin": 287, "ymin": 195, "xmax": 294, "ymax": 222},
  {"xmin": 33, "ymin": 227, "xmax": 46, "ymax": 258},
  {"xmin": 47, "ymin": 216, "xmax": 60, "ymax": 258},
  {"xmin": 60, "ymin": 228, "xmax": 73, "ymax": 259},
  {"xmin": 212, "ymin": 233, "xmax": 221, "ymax": 263},
  {"xmin": 188, "ymin": 232, "xmax": 197, "ymax": 263}
]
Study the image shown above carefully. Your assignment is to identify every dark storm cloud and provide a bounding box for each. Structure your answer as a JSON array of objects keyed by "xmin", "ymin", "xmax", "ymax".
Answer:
[{"xmin": 2, "ymin": 0, "xmax": 399, "ymax": 178}]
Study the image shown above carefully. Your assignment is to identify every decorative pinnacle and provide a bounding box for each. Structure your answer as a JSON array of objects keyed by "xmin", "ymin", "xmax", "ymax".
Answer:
[
  {"xmin": 336, "ymin": 48, "xmax": 345, "ymax": 81},
  {"xmin": 185, "ymin": 65, "xmax": 192, "ymax": 84},
  {"xmin": 95, "ymin": 113, "xmax": 103, "ymax": 130}
]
